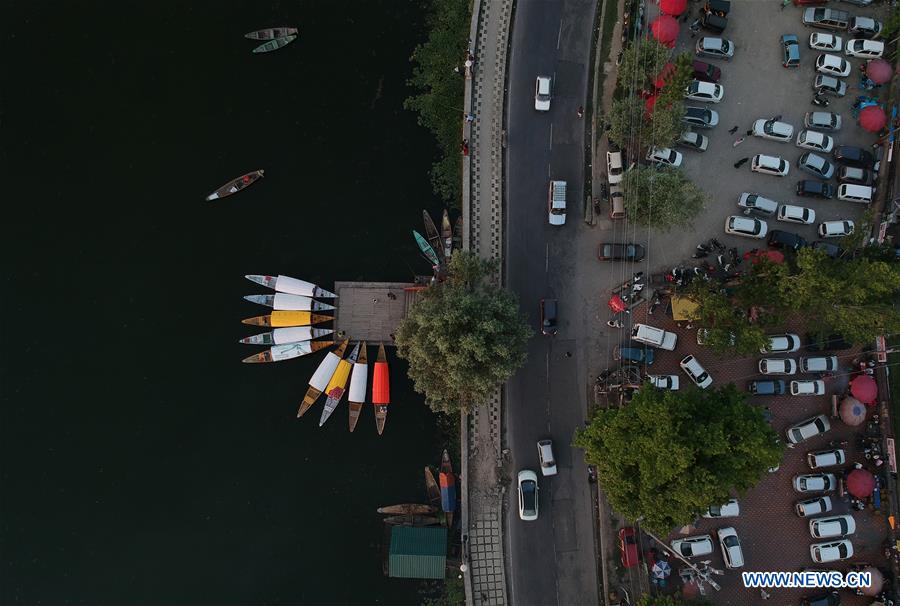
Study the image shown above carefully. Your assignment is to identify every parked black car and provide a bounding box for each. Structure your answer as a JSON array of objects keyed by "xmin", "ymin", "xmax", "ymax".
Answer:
[
  {"xmin": 796, "ymin": 179, "xmax": 834, "ymax": 199},
  {"xmin": 833, "ymin": 145, "xmax": 875, "ymax": 168},
  {"xmin": 598, "ymin": 243, "xmax": 646, "ymax": 261},
  {"xmin": 540, "ymin": 298, "xmax": 558, "ymax": 336},
  {"xmin": 805, "ymin": 333, "xmax": 851, "ymax": 352},
  {"xmin": 692, "ymin": 59, "xmax": 722, "ymax": 83},
  {"xmin": 768, "ymin": 230, "xmax": 808, "ymax": 251},
  {"xmin": 811, "ymin": 240, "xmax": 843, "ymax": 258},
  {"xmin": 748, "ymin": 379, "xmax": 787, "ymax": 395}
]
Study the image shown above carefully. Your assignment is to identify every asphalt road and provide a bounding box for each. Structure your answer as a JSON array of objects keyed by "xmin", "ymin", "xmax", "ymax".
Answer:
[{"xmin": 504, "ymin": 1, "xmax": 600, "ymax": 605}]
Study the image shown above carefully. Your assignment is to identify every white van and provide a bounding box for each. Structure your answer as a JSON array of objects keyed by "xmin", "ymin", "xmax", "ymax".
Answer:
[
  {"xmin": 548, "ymin": 180, "xmax": 567, "ymax": 225},
  {"xmin": 837, "ymin": 183, "xmax": 873, "ymax": 204},
  {"xmin": 631, "ymin": 323, "xmax": 678, "ymax": 351}
]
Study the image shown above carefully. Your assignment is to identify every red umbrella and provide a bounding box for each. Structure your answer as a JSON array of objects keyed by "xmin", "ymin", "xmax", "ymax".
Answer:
[
  {"xmin": 654, "ymin": 62, "xmax": 676, "ymax": 89},
  {"xmin": 850, "ymin": 374, "xmax": 878, "ymax": 404},
  {"xmin": 645, "ymin": 95, "xmax": 657, "ymax": 116},
  {"xmin": 847, "ymin": 469, "xmax": 875, "ymax": 498},
  {"xmin": 866, "ymin": 59, "xmax": 892, "ymax": 85},
  {"xmin": 743, "ymin": 249, "xmax": 784, "ymax": 264},
  {"xmin": 859, "ymin": 105, "xmax": 887, "ymax": 132},
  {"xmin": 660, "ymin": 0, "xmax": 688, "ymax": 15},
  {"xmin": 651, "ymin": 16, "xmax": 679, "ymax": 48},
  {"xmin": 608, "ymin": 295, "xmax": 627, "ymax": 313}
]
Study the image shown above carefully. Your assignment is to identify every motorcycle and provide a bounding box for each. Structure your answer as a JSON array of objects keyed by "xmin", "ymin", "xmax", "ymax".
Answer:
[
  {"xmin": 648, "ymin": 290, "xmax": 663, "ymax": 315},
  {"xmin": 812, "ymin": 94, "xmax": 829, "ymax": 107},
  {"xmin": 708, "ymin": 238, "xmax": 726, "ymax": 253},
  {"xmin": 607, "ymin": 319, "xmax": 624, "ymax": 328},
  {"xmin": 729, "ymin": 247, "xmax": 741, "ymax": 267},
  {"xmin": 692, "ymin": 249, "xmax": 709, "ymax": 259},
  {"xmin": 829, "ymin": 439, "xmax": 849, "ymax": 448}
]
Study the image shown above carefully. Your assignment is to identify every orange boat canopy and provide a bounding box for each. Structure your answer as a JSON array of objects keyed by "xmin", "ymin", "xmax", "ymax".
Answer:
[{"xmin": 372, "ymin": 362, "xmax": 390, "ymax": 404}]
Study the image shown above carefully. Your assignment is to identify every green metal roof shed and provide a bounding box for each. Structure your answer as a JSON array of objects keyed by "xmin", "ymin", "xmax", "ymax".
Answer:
[{"xmin": 388, "ymin": 526, "xmax": 448, "ymax": 579}]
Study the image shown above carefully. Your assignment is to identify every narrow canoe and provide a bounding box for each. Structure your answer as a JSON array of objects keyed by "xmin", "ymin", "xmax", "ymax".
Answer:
[
  {"xmin": 239, "ymin": 326, "xmax": 333, "ymax": 345},
  {"xmin": 377, "ymin": 503, "xmax": 436, "ymax": 515},
  {"xmin": 347, "ymin": 341, "xmax": 368, "ymax": 432},
  {"xmin": 441, "ymin": 210, "xmax": 453, "ymax": 260},
  {"xmin": 245, "ymin": 274, "xmax": 337, "ymax": 298},
  {"xmin": 453, "ymin": 216, "xmax": 463, "ymax": 252},
  {"xmin": 319, "ymin": 342, "xmax": 359, "ymax": 427},
  {"xmin": 241, "ymin": 340, "xmax": 333, "ymax": 364},
  {"xmin": 383, "ymin": 515, "xmax": 441, "ymax": 526},
  {"xmin": 297, "ymin": 339, "xmax": 348, "ymax": 417},
  {"xmin": 422, "ymin": 210, "xmax": 445, "ymax": 263},
  {"xmin": 372, "ymin": 343, "xmax": 390, "ymax": 435},
  {"xmin": 241, "ymin": 311, "xmax": 333, "ymax": 327},
  {"xmin": 205, "ymin": 170, "xmax": 264, "ymax": 201},
  {"xmin": 412, "ymin": 230, "xmax": 440, "ymax": 267},
  {"xmin": 252, "ymin": 35, "xmax": 297, "ymax": 54},
  {"xmin": 244, "ymin": 294, "xmax": 335, "ymax": 312},
  {"xmin": 244, "ymin": 27, "xmax": 298, "ymax": 40},
  {"xmin": 424, "ymin": 467, "xmax": 442, "ymax": 508}
]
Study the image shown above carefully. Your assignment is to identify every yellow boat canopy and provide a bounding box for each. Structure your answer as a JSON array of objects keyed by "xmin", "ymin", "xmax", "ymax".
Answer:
[
  {"xmin": 325, "ymin": 359, "xmax": 353, "ymax": 394},
  {"xmin": 671, "ymin": 296, "xmax": 699, "ymax": 321},
  {"xmin": 268, "ymin": 311, "xmax": 314, "ymax": 327}
]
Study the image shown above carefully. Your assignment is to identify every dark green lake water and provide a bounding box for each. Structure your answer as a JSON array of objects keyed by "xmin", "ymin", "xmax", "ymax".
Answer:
[{"xmin": 1, "ymin": 2, "xmax": 446, "ymax": 604}]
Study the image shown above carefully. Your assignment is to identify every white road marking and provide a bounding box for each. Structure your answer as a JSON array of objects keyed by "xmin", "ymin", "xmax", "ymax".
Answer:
[
  {"xmin": 557, "ymin": 23, "xmax": 563, "ymax": 50},
  {"xmin": 545, "ymin": 243, "xmax": 550, "ymax": 273},
  {"xmin": 549, "ymin": 123, "xmax": 553, "ymax": 150}
]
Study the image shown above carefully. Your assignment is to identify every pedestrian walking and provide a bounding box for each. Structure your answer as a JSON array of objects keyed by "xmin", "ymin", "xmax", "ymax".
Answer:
[
  {"xmin": 461, "ymin": 138, "xmax": 469, "ymax": 156},
  {"xmin": 734, "ymin": 157, "xmax": 749, "ymax": 168},
  {"xmin": 733, "ymin": 137, "xmax": 745, "ymax": 147},
  {"xmin": 780, "ymin": 0, "xmax": 790, "ymax": 9},
  {"xmin": 728, "ymin": 125, "xmax": 739, "ymax": 134},
  {"xmin": 465, "ymin": 113, "xmax": 475, "ymax": 122}
]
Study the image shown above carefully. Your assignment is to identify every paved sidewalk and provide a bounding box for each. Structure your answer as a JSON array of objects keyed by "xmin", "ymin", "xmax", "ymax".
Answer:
[{"xmin": 461, "ymin": 0, "xmax": 514, "ymax": 604}]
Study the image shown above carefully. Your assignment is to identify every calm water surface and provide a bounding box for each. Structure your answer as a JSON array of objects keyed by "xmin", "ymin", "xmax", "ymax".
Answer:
[{"xmin": 1, "ymin": 2, "xmax": 444, "ymax": 604}]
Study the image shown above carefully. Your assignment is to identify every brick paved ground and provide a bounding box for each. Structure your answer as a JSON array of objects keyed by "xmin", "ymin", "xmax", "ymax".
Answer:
[{"xmin": 613, "ymin": 296, "xmax": 890, "ymax": 606}]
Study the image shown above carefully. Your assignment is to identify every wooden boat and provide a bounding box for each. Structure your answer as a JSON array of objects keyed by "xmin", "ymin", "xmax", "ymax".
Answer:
[
  {"xmin": 241, "ymin": 340, "xmax": 333, "ymax": 364},
  {"xmin": 239, "ymin": 326, "xmax": 333, "ymax": 345},
  {"xmin": 440, "ymin": 449, "xmax": 457, "ymax": 529},
  {"xmin": 441, "ymin": 210, "xmax": 453, "ymax": 260},
  {"xmin": 383, "ymin": 515, "xmax": 441, "ymax": 526},
  {"xmin": 241, "ymin": 311, "xmax": 333, "ymax": 327},
  {"xmin": 347, "ymin": 341, "xmax": 368, "ymax": 432},
  {"xmin": 319, "ymin": 342, "xmax": 358, "ymax": 427},
  {"xmin": 244, "ymin": 294, "xmax": 335, "ymax": 312},
  {"xmin": 244, "ymin": 27, "xmax": 298, "ymax": 40},
  {"xmin": 412, "ymin": 230, "xmax": 440, "ymax": 267},
  {"xmin": 424, "ymin": 467, "xmax": 442, "ymax": 508},
  {"xmin": 422, "ymin": 210, "xmax": 445, "ymax": 263},
  {"xmin": 453, "ymin": 216, "xmax": 463, "ymax": 252},
  {"xmin": 245, "ymin": 274, "xmax": 337, "ymax": 298},
  {"xmin": 252, "ymin": 35, "xmax": 297, "ymax": 54},
  {"xmin": 372, "ymin": 343, "xmax": 390, "ymax": 435},
  {"xmin": 205, "ymin": 170, "xmax": 264, "ymax": 201},
  {"xmin": 297, "ymin": 339, "xmax": 348, "ymax": 417},
  {"xmin": 377, "ymin": 503, "xmax": 436, "ymax": 515}
]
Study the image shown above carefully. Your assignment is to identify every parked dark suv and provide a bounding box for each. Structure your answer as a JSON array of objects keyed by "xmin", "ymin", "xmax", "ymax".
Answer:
[
  {"xmin": 748, "ymin": 379, "xmax": 787, "ymax": 395},
  {"xmin": 797, "ymin": 180, "xmax": 834, "ymax": 199},
  {"xmin": 540, "ymin": 298, "xmax": 558, "ymax": 336},
  {"xmin": 768, "ymin": 230, "xmax": 807, "ymax": 251},
  {"xmin": 811, "ymin": 240, "xmax": 843, "ymax": 258},
  {"xmin": 833, "ymin": 145, "xmax": 875, "ymax": 168}
]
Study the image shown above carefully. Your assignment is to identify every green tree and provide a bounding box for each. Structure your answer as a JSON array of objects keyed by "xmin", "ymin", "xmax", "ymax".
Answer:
[
  {"xmin": 638, "ymin": 596, "xmax": 710, "ymax": 606},
  {"xmin": 574, "ymin": 385, "xmax": 782, "ymax": 534},
  {"xmin": 405, "ymin": 0, "xmax": 470, "ymax": 205},
  {"xmin": 682, "ymin": 281, "xmax": 769, "ymax": 355},
  {"xmin": 839, "ymin": 207, "xmax": 876, "ymax": 253},
  {"xmin": 621, "ymin": 166, "xmax": 706, "ymax": 228},
  {"xmin": 647, "ymin": 100, "xmax": 686, "ymax": 149},
  {"xmin": 617, "ymin": 38, "xmax": 672, "ymax": 91},
  {"xmin": 608, "ymin": 96, "xmax": 648, "ymax": 149},
  {"xmin": 396, "ymin": 252, "xmax": 532, "ymax": 413},
  {"xmin": 732, "ymin": 257, "xmax": 791, "ymax": 325},
  {"xmin": 419, "ymin": 577, "xmax": 465, "ymax": 606},
  {"xmin": 781, "ymin": 247, "xmax": 900, "ymax": 344}
]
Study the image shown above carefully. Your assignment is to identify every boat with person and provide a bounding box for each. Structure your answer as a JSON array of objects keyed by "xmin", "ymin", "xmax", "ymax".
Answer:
[
  {"xmin": 205, "ymin": 170, "xmax": 264, "ymax": 201},
  {"xmin": 241, "ymin": 340, "xmax": 334, "ymax": 364},
  {"xmin": 453, "ymin": 216, "xmax": 463, "ymax": 252},
  {"xmin": 422, "ymin": 210, "xmax": 445, "ymax": 263},
  {"xmin": 412, "ymin": 230, "xmax": 440, "ymax": 267},
  {"xmin": 441, "ymin": 210, "xmax": 453, "ymax": 260},
  {"xmin": 383, "ymin": 515, "xmax": 441, "ymax": 527},
  {"xmin": 244, "ymin": 293, "xmax": 335, "ymax": 312},
  {"xmin": 372, "ymin": 343, "xmax": 390, "ymax": 435},
  {"xmin": 245, "ymin": 274, "xmax": 337, "ymax": 298},
  {"xmin": 319, "ymin": 342, "xmax": 358, "ymax": 427},
  {"xmin": 252, "ymin": 35, "xmax": 297, "ymax": 54},
  {"xmin": 297, "ymin": 340, "xmax": 348, "ymax": 417},
  {"xmin": 244, "ymin": 27, "xmax": 298, "ymax": 40},
  {"xmin": 424, "ymin": 467, "xmax": 441, "ymax": 509},
  {"xmin": 377, "ymin": 503, "xmax": 437, "ymax": 515},
  {"xmin": 440, "ymin": 449, "xmax": 457, "ymax": 529},
  {"xmin": 347, "ymin": 342, "xmax": 368, "ymax": 432},
  {"xmin": 239, "ymin": 326, "xmax": 333, "ymax": 345},
  {"xmin": 241, "ymin": 311, "xmax": 333, "ymax": 327}
]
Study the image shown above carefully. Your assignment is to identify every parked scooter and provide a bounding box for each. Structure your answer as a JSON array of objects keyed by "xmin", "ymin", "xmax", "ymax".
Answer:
[
  {"xmin": 812, "ymin": 94, "xmax": 829, "ymax": 107},
  {"xmin": 648, "ymin": 290, "xmax": 663, "ymax": 315}
]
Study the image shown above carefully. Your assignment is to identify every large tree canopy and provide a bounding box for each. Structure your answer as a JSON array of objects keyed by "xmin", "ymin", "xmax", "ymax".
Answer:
[
  {"xmin": 617, "ymin": 38, "xmax": 673, "ymax": 91},
  {"xmin": 621, "ymin": 166, "xmax": 706, "ymax": 229},
  {"xmin": 395, "ymin": 252, "xmax": 532, "ymax": 413},
  {"xmin": 574, "ymin": 385, "xmax": 782, "ymax": 534}
]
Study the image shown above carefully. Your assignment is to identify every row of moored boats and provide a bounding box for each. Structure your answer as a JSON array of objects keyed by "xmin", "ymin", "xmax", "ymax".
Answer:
[{"xmin": 244, "ymin": 27, "xmax": 298, "ymax": 54}]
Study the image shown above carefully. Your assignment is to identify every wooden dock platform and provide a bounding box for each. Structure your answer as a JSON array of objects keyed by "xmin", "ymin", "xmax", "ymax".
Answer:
[{"xmin": 332, "ymin": 281, "xmax": 426, "ymax": 345}]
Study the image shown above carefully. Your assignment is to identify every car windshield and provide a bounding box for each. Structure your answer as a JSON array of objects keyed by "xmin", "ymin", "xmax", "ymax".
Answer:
[
  {"xmin": 723, "ymin": 536, "xmax": 739, "ymax": 548},
  {"xmin": 814, "ymin": 418, "xmax": 827, "ymax": 432}
]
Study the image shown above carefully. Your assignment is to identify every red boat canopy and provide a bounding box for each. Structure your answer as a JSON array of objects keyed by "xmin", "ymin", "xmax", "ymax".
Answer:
[{"xmin": 372, "ymin": 361, "xmax": 390, "ymax": 404}]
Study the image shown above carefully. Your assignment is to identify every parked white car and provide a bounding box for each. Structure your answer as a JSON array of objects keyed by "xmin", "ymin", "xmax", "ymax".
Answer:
[
  {"xmin": 816, "ymin": 53, "xmax": 851, "ymax": 77},
  {"xmin": 738, "ymin": 193, "xmax": 779, "ymax": 216},
  {"xmin": 796, "ymin": 496, "xmax": 833, "ymax": 517},
  {"xmin": 685, "ymin": 80, "xmax": 724, "ymax": 103},
  {"xmin": 718, "ymin": 527, "xmax": 744, "ymax": 569},
  {"xmin": 702, "ymin": 499, "xmax": 740, "ymax": 518},
  {"xmin": 631, "ymin": 323, "xmax": 677, "ymax": 351},
  {"xmin": 534, "ymin": 76, "xmax": 552, "ymax": 111},
  {"xmin": 796, "ymin": 130, "xmax": 834, "ymax": 153},
  {"xmin": 537, "ymin": 439, "xmax": 557, "ymax": 476},
  {"xmin": 800, "ymin": 356, "xmax": 838, "ymax": 373},
  {"xmin": 811, "ymin": 539, "xmax": 853, "ymax": 563},
  {"xmin": 791, "ymin": 380, "xmax": 826, "ymax": 396},
  {"xmin": 752, "ymin": 119, "xmax": 793, "ymax": 142},
  {"xmin": 819, "ymin": 220, "xmax": 854, "ymax": 238},
  {"xmin": 787, "ymin": 415, "xmax": 831, "ymax": 444},
  {"xmin": 680, "ymin": 355, "xmax": 712, "ymax": 388},
  {"xmin": 648, "ymin": 375, "xmax": 680, "ymax": 390},
  {"xmin": 794, "ymin": 473, "xmax": 837, "ymax": 493},
  {"xmin": 845, "ymin": 39, "xmax": 884, "ymax": 59},
  {"xmin": 761, "ymin": 334, "xmax": 801, "ymax": 353},
  {"xmin": 809, "ymin": 33, "xmax": 843, "ymax": 52},
  {"xmin": 725, "ymin": 216, "xmax": 768, "ymax": 239},
  {"xmin": 751, "ymin": 154, "xmax": 790, "ymax": 176},
  {"xmin": 807, "ymin": 449, "xmax": 845, "ymax": 469},
  {"xmin": 607, "ymin": 149, "xmax": 625, "ymax": 184},
  {"xmin": 778, "ymin": 204, "xmax": 816, "ymax": 225},
  {"xmin": 759, "ymin": 358, "xmax": 798, "ymax": 375},
  {"xmin": 810, "ymin": 515, "xmax": 856, "ymax": 538},
  {"xmin": 679, "ymin": 130, "xmax": 709, "ymax": 152},
  {"xmin": 518, "ymin": 470, "xmax": 539, "ymax": 521},
  {"xmin": 646, "ymin": 147, "xmax": 683, "ymax": 167},
  {"xmin": 672, "ymin": 535, "xmax": 714, "ymax": 558}
]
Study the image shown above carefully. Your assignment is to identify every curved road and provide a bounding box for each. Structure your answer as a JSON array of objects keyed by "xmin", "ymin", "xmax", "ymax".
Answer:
[{"xmin": 504, "ymin": 1, "xmax": 600, "ymax": 605}]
